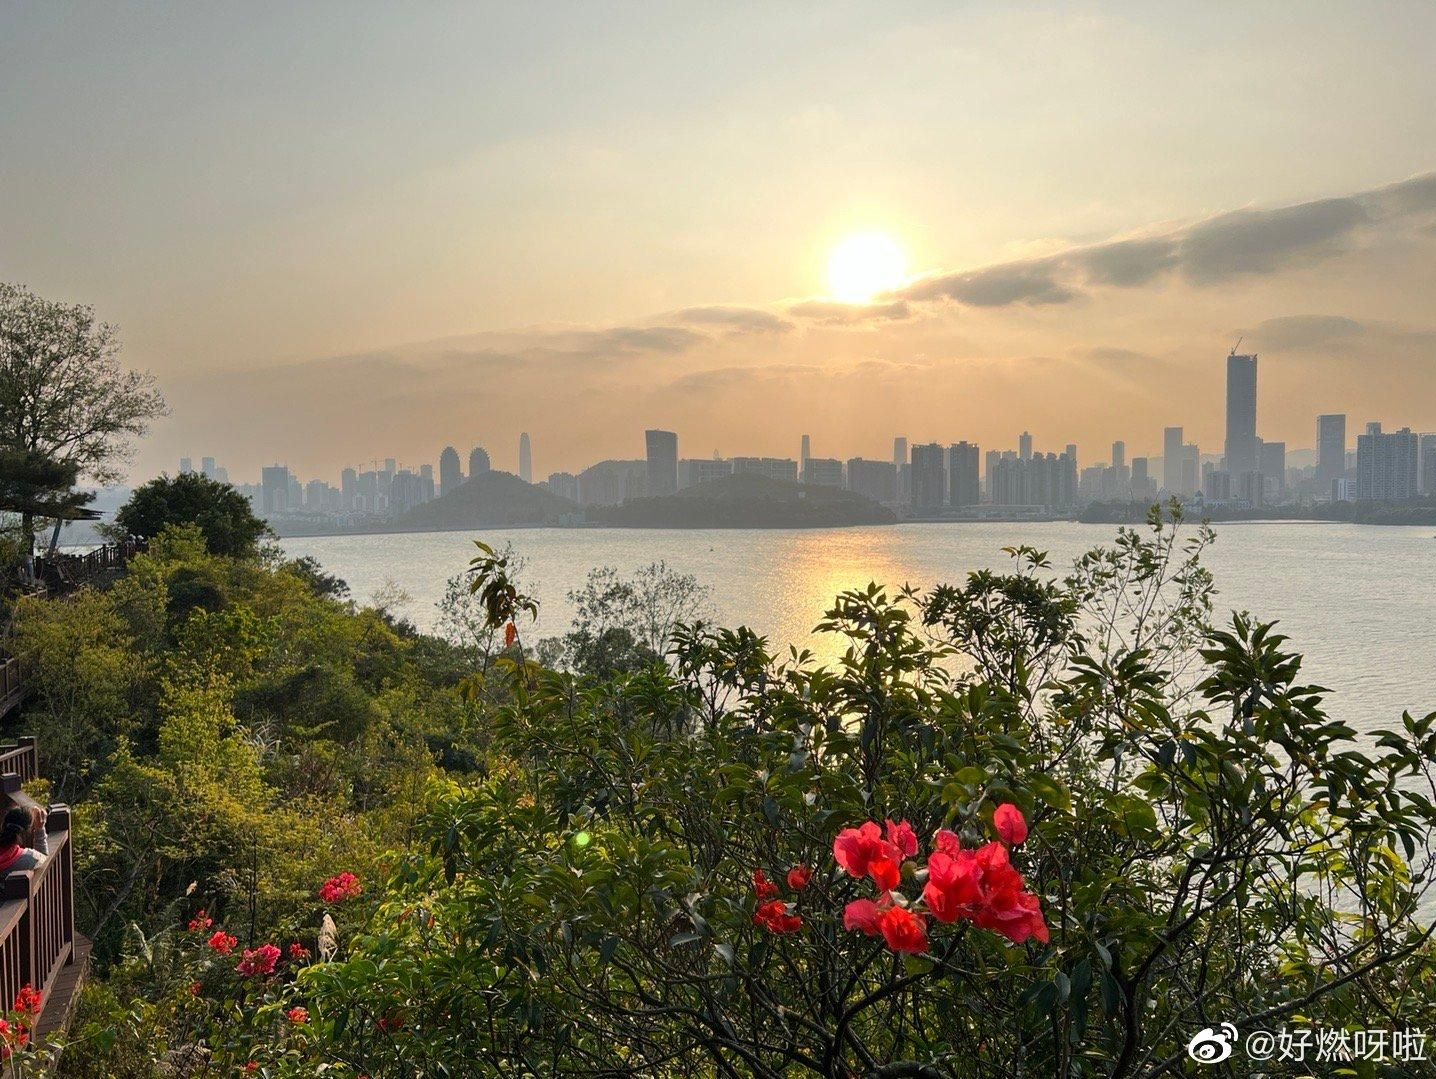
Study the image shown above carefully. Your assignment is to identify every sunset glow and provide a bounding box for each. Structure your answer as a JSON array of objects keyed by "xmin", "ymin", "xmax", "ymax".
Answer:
[{"xmin": 826, "ymin": 231, "xmax": 907, "ymax": 303}]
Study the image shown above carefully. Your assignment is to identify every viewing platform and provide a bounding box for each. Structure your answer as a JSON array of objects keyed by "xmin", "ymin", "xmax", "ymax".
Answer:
[{"xmin": 0, "ymin": 738, "xmax": 84, "ymax": 1049}]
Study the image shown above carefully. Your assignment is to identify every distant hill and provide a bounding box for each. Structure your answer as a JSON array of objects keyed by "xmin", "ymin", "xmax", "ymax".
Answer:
[
  {"xmin": 590, "ymin": 473, "xmax": 896, "ymax": 528},
  {"xmin": 396, "ymin": 470, "xmax": 576, "ymax": 528}
]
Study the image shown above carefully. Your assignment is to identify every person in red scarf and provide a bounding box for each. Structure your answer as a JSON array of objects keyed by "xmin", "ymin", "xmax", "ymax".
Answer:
[{"xmin": 0, "ymin": 806, "xmax": 48, "ymax": 874}]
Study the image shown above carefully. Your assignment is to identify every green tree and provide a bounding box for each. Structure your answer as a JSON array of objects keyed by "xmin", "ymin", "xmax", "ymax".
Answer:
[
  {"xmin": 0, "ymin": 283, "xmax": 166, "ymax": 560},
  {"xmin": 115, "ymin": 472, "xmax": 269, "ymax": 558}
]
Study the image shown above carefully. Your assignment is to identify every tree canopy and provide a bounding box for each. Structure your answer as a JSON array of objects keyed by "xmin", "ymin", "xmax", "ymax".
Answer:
[{"xmin": 115, "ymin": 472, "xmax": 269, "ymax": 557}]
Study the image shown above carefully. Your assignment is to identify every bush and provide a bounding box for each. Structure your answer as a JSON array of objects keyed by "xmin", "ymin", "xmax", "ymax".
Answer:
[{"xmin": 115, "ymin": 472, "xmax": 269, "ymax": 558}]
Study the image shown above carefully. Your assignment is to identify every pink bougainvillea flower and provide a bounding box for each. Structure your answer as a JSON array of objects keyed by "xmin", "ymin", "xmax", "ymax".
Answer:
[
  {"xmin": 318, "ymin": 872, "xmax": 363, "ymax": 904},
  {"xmin": 207, "ymin": 930, "xmax": 238, "ymax": 956},
  {"xmin": 786, "ymin": 864, "xmax": 812, "ymax": 891},
  {"xmin": 922, "ymin": 849, "xmax": 982, "ymax": 923},
  {"xmin": 288, "ymin": 941, "xmax": 312, "ymax": 961},
  {"xmin": 993, "ymin": 803, "xmax": 1029, "ymax": 846},
  {"xmin": 867, "ymin": 853, "xmax": 902, "ymax": 892},
  {"xmin": 752, "ymin": 868, "xmax": 779, "ymax": 900},
  {"xmin": 833, "ymin": 822, "xmax": 885, "ymax": 878},
  {"xmin": 236, "ymin": 943, "xmax": 282, "ymax": 977},
  {"xmin": 842, "ymin": 896, "xmax": 888, "ymax": 937},
  {"xmin": 753, "ymin": 899, "xmax": 803, "ymax": 934},
  {"xmin": 187, "ymin": 909, "xmax": 213, "ymax": 933},
  {"xmin": 932, "ymin": 828, "xmax": 961, "ymax": 856},
  {"xmin": 878, "ymin": 906, "xmax": 929, "ymax": 954},
  {"xmin": 885, "ymin": 819, "xmax": 919, "ymax": 859}
]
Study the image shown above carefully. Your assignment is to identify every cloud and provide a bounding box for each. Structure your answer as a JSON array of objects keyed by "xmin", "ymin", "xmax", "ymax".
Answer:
[
  {"xmin": 895, "ymin": 170, "xmax": 1436, "ymax": 308},
  {"xmin": 672, "ymin": 305, "xmax": 792, "ymax": 334},
  {"xmin": 903, "ymin": 260, "xmax": 1076, "ymax": 306},
  {"xmin": 1177, "ymin": 198, "xmax": 1366, "ymax": 283},
  {"xmin": 786, "ymin": 299, "xmax": 913, "ymax": 324},
  {"xmin": 1251, "ymin": 315, "xmax": 1366, "ymax": 351}
]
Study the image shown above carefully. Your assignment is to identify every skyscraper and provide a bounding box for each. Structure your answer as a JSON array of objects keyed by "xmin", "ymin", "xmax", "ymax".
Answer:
[
  {"xmin": 260, "ymin": 465, "xmax": 291, "ymax": 513},
  {"xmin": 801, "ymin": 434, "xmax": 811, "ymax": 468},
  {"xmin": 469, "ymin": 446, "xmax": 491, "ymax": 478},
  {"xmin": 201, "ymin": 457, "xmax": 216, "ymax": 478},
  {"xmin": 179, "ymin": 457, "xmax": 193, "ymax": 474},
  {"xmin": 1317, "ymin": 414, "xmax": 1347, "ymax": 492},
  {"xmin": 1163, "ymin": 427, "xmax": 1184, "ymax": 493},
  {"xmin": 1421, "ymin": 434, "xmax": 1436, "ymax": 497},
  {"xmin": 846, "ymin": 458, "xmax": 896, "ymax": 503},
  {"xmin": 1111, "ymin": 441, "xmax": 1125, "ymax": 471},
  {"xmin": 948, "ymin": 442, "xmax": 980, "ymax": 508},
  {"xmin": 910, "ymin": 443, "xmax": 946, "ymax": 511},
  {"xmin": 1258, "ymin": 440, "xmax": 1286, "ymax": 499},
  {"xmin": 439, "ymin": 446, "xmax": 461, "ymax": 495},
  {"xmin": 893, "ymin": 437, "xmax": 909, "ymax": 502},
  {"xmin": 518, "ymin": 433, "xmax": 532, "ymax": 483},
  {"xmin": 1019, "ymin": 431, "xmax": 1033, "ymax": 460},
  {"xmin": 1224, "ymin": 353, "xmax": 1259, "ymax": 477},
  {"xmin": 1357, "ymin": 423, "xmax": 1419, "ymax": 501},
  {"xmin": 645, "ymin": 429, "xmax": 678, "ymax": 497}
]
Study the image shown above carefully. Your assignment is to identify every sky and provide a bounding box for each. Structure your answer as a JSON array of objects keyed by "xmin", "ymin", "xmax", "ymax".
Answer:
[{"xmin": 3, "ymin": 2, "xmax": 1435, "ymax": 483}]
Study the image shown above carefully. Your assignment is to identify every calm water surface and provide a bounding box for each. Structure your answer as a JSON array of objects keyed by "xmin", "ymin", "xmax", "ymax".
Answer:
[{"xmin": 282, "ymin": 522, "xmax": 1436, "ymax": 736}]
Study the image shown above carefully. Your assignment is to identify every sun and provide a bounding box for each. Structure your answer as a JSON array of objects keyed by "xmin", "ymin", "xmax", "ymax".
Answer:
[{"xmin": 826, "ymin": 231, "xmax": 907, "ymax": 303}]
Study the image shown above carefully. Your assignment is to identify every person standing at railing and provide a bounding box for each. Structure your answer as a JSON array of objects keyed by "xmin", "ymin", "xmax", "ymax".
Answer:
[{"xmin": 0, "ymin": 806, "xmax": 48, "ymax": 872}]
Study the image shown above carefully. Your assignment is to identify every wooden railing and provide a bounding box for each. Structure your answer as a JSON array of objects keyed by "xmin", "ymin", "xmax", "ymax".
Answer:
[
  {"xmin": 0, "ymin": 740, "xmax": 36, "ymax": 785},
  {"xmin": 0, "ymin": 661, "xmax": 20, "ymax": 721},
  {"xmin": 0, "ymin": 744, "xmax": 75, "ymax": 1029},
  {"xmin": 32, "ymin": 537, "xmax": 145, "ymax": 595}
]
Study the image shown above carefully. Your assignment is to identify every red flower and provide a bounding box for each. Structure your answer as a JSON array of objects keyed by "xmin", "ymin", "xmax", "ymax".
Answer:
[
  {"xmin": 187, "ymin": 909, "xmax": 213, "ymax": 933},
  {"xmin": 11, "ymin": 985, "xmax": 40, "ymax": 1016},
  {"xmin": 287, "ymin": 941, "xmax": 312, "ymax": 961},
  {"xmin": 207, "ymin": 930, "xmax": 237, "ymax": 956},
  {"xmin": 377, "ymin": 1014, "xmax": 403, "ymax": 1033},
  {"xmin": 842, "ymin": 896, "xmax": 889, "ymax": 936},
  {"xmin": 243, "ymin": 1063, "xmax": 258, "ymax": 1073},
  {"xmin": 922, "ymin": 849, "xmax": 982, "ymax": 924},
  {"xmin": 833, "ymin": 822, "xmax": 903, "ymax": 887},
  {"xmin": 932, "ymin": 828, "xmax": 961, "ymax": 856},
  {"xmin": 187, "ymin": 981, "xmax": 202, "ymax": 997},
  {"xmin": 504, "ymin": 621, "xmax": 518, "ymax": 648},
  {"xmin": 878, "ymin": 906, "xmax": 928, "ymax": 954},
  {"xmin": 286, "ymin": 1006, "xmax": 309, "ymax": 1024},
  {"xmin": 885, "ymin": 819, "xmax": 919, "ymax": 859},
  {"xmin": 785, "ymin": 864, "xmax": 811, "ymax": 891},
  {"xmin": 752, "ymin": 868, "xmax": 779, "ymax": 900},
  {"xmin": 318, "ymin": 872, "xmax": 363, "ymax": 904},
  {"xmin": 753, "ymin": 899, "xmax": 802, "ymax": 934},
  {"xmin": 993, "ymin": 803, "xmax": 1028, "ymax": 846},
  {"xmin": 236, "ymin": 943, "xmax": 282, "ymax": 977}
]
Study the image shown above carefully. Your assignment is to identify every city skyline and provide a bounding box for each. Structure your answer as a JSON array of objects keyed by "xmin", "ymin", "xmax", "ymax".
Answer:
[{"xmin": 4, "ymin": 7, "xmax": 1436, "ymax": 482}]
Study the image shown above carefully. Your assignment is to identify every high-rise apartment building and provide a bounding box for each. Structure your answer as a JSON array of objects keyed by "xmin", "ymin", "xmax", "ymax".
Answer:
[
  {"xmin": 803, "ymin": 457, "xmax": 843, "ymax": 487},
  {"xmin": 893, "ymin": 437, "xmax": 909, "ymax": 503},
  {"xmin": 179, "ymin": 457, "xmax": 193, "ymax": 474},
  {"xmin": 800, "ymin": 434, "xmax": 811, "ymax": 468},
  {"xmin": 948, "ymin": 442, "xmax": 980, "ymax": 509},
  {"xmin": 1224, "ymin": 353, "xmax": 1259, "ymax": 477},
  {"xmin": 1019, "ymin": 431, "xmax": 1033, "ymax": 460},
  {"xmin": 201, "ymin": 457, "xmax": 216, "ymax": 478},
  {"xmin": 1421, "ymin": 434, "xmax": 1436, "ymax": 497},
  {"xmin": 260, "ymin": 465, "xmax": 291, "ymax": 514},
  {"xmin": 730, "ymin": 457, "xmax": 798, "ymax": 483},
  {"xmin": 678, "ymin": 457, "xmax": 733, "ymax": 490},
  {"xmin": 1356, "ymin": 423, "xmax": 1419, "ymax": 501},
  {"xmin": 1258, "ymin": 440, "xmax": 1286, "ymax": 498},
  {"xmin": 846, "ymin": 458, "xmax": 896, "ymax": 503},
  {"xmin": 1163, "ymin": 427, "xmax": 1184, "ymax": 493},
  {"xmin": 439, "ymin": 446, "xmax": 462, "ymax": 495},
  {"xmin": 518, "ymin": 433, "xmax": 533, "ymax": 483},
  {"xmin": 1316, "ymin": 414, "xmax": 1346, "ymax": 493},
  {"xmin": 644, "ymin": 429, "xmax": 678, "ymax": 497},
  {"xmin": 910, "ymin": 443, "xmax": 946, "ymax": 511}
]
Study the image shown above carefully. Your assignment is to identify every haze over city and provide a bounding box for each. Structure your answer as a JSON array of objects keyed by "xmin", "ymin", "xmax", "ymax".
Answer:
[{"xmin": 4, "ymin": 3, "xmax": 1436, "ymax": 482}]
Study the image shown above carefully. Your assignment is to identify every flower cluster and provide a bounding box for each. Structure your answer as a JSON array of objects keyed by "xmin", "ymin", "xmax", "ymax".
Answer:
[
  {"xmin": 318, "ymin": 871, "xmax": 362, "ymax": 904},
  {"xmin": 187, "ymin": 909, "xmax": 213, "ymax": 932},
  {"xmin": 0, "ymin": 986, "xmax": 39, "ymax": 1061},
  {"xmin": 286, "ymin": 1006, "xmax": 309, "ymax": 1024},
  {"xmin": 236, "ymin": 943, "xmax": 282, "ymax": 977},
  {"xmin": 287, "ymin": 941, "xmax": 312, "ymax": 961},
  {"xmin": 836, "ymin": 805, "xmax": 1048, "ymax": 955},
  {"xmin": 750, "ymin": 862, "xmax": 811, "ymax": 934},
  {"xmin": 207, "ymin": 930, "xmax": 238, "ymax": 956}
]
